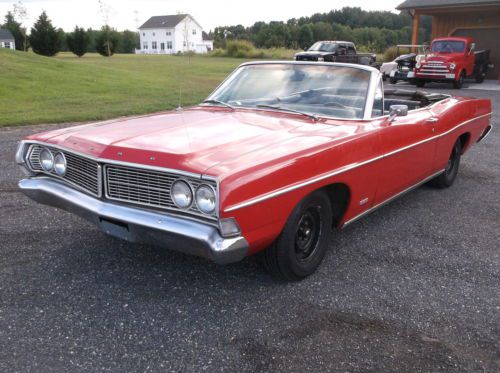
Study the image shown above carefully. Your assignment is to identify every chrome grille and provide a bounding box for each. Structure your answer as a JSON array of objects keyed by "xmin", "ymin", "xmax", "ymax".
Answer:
[
  {"xmin": 105, "ymin": 165, "xmax": 217, "ymax": 217},
  {"xmin": 28, "ymin": 145, "xmax": 101, "ymax": 197},
  {"xmin": 419, "ymin": 63, "xmax": 451, "ymax": 76}
]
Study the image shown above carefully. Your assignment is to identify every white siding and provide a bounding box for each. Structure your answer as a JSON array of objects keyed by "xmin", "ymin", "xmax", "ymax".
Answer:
[
  {"xmin": 137, "ymin": 15, "xmax": 210, "ymax": 55},
  {"xmin": 1, "ymin": 40, "xmax": 15, "ymax": 50}
]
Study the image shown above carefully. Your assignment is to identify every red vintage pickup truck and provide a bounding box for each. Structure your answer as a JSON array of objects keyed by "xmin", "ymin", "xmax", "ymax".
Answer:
[
  {"xmin": 413, "ymin": 37, "xmax": 490, "ymax": 89},
  {"xmin": 16, "ymin": 62, "xmax": 493, "ymax": 281}
]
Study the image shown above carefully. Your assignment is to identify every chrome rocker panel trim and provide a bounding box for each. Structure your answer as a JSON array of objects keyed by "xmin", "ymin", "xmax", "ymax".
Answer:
[{"xmin": 19, "ymin": 177, "xmax": 248, "ymax": 265}]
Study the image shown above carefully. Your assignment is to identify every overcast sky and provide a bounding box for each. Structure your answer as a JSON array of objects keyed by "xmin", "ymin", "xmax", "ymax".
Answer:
[{"xmin": 0, "ymin": 0, "xmax": 404, "ymax": 32}]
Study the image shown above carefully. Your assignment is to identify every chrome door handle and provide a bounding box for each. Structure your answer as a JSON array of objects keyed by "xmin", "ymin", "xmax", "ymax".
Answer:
[{"xmin": 426, "ymin": 117, "xmax": 439, "ymax": 123}]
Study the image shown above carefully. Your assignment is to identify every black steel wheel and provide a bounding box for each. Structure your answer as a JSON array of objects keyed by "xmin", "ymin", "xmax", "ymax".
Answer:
[
  {"xmin": 415, "ymin": 79, "xmax": 425, "ymax": 88},
  {"xmin": 428, "ymin": 140, "xmax": 462, "ymax": 189},
  {"xmin": 262, "ymin": 190, "xmax": 333, "ymax": 281}
]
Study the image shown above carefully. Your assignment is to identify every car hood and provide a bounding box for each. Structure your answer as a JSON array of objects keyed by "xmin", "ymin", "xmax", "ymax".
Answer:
[{"xmin": 27, "ymin": 107, "xmax": 361, "ymax": 179}]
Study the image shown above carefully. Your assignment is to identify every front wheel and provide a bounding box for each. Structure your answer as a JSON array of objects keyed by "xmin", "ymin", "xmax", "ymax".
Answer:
[
  {"xmin": 453, "ymin": 71, "xmax": 466, "ymax": 89},
  {"xmin": 415, "ymin": 79, "xmax": 425, "ymax": 88},
  {"xmin": 262, "ymin": 190, "xmax": 332, "ymax": 281},
  {"xmin": 428, "ymin": 140, "xmax": 462, "ymax": 188}
]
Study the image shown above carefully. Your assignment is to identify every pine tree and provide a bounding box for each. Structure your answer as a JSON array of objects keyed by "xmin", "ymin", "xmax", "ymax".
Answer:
[
  {"xmin": 67, "ymin": 26, "xmax": 89, "ymax": 57},
  {"xmin": 29, "ymin": 11, "xmax": 61, "ymax": 56},
  {"xmin": 95, "ymin": 25, "xmax": 118, "ymax": 57},
  {"xmin": 2, "ymin": 12, "xmax": 24, "ymax": 51}
]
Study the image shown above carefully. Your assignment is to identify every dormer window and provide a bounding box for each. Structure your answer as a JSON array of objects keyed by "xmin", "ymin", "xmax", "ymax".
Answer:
[{"xmin": 192, "ymin": 29, "xmax": 196, "ymax": 35}]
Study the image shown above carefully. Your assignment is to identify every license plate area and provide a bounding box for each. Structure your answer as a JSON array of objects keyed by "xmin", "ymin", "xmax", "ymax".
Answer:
[{"xmin": 99, "ymin": 217, "xmax": 132, "ymax": 241}]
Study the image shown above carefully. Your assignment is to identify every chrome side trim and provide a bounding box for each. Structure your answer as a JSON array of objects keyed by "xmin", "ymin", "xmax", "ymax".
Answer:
[
  {"xmin": 343, "ymin": 169, "xmax": 445, "ymax": 227},
  {"xmin": 224, "ymin": 112, "xmax": 492, "ymax": 212}
]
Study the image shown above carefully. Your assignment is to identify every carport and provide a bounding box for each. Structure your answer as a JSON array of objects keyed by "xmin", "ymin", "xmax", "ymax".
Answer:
[{"xmin": 397, "ymin": 0, "xmax": 500, "ymax": 81}]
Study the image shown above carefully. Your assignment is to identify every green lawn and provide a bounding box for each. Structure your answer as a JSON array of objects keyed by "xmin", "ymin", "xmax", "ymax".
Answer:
[{"xmin": 0, "ymin": 51, "xmax": 242, "ymax": 127}]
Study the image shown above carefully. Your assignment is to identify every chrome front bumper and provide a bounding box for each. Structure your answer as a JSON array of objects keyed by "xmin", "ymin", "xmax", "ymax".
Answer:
[{"xmin": 19, "ymin": 177, "xmax": 249, "ymax": 264}]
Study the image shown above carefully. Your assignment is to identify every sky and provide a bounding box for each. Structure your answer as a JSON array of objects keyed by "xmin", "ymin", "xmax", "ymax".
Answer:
[{"xmin": 0, "ymin": 0, "xmax": 404, "ymax": 32}]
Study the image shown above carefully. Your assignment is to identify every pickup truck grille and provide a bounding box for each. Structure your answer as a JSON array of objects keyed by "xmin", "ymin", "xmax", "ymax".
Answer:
[
  {"xmin": 418, "ymin": 62, "xmax": 451, "ymax": 76},
  {"xmin": 104, "ymin": 165, "xmax": 217, "ymax": 218},
  {"xmin": 27, "ymin": 145, "xmax": 101, "ymax": 197}
]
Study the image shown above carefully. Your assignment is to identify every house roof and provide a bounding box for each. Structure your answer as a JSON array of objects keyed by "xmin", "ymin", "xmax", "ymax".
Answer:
[
  {"xmin": 397, "ymin": 0, "xmax": 500, "ymax": 10},
  {"xmin": 139, "ymin": 14, "xmax": 194, "ymax": 29},
  {"xmin": 0, "ymin": 28, "xmax": 15, "ymax": 40},
  {"xmin": 202, "ymin": 31, "xmax": 212, "ymax": 41}
]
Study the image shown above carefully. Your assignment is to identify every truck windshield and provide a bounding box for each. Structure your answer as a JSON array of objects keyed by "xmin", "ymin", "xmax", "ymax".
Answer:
[
  {"xmin": 308, "ymin": 42, "xmax": 337, "ymax": 52},
  {"xmin": 206, "ymin": 64, "xmax": 371, "ymax": 120},
  {"xmin": 431, "ymin": 40, "xmax": 465, "ymax": 53}
]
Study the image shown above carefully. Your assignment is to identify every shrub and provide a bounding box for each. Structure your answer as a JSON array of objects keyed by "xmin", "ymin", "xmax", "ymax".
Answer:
[
  {"xmin": 95, "ymin": 25, "xmax": 119, "ymax": 57},
  {"xmin": 225, "ymin": 40, "xmax": 255, "ymax": 57},
  {"xmin": 383, "ymin": 46, "xmax": 399, "ymax": 62},
  {"xmin": 67, "ymin": 26, "xmax": 89, "ymax": 57}
]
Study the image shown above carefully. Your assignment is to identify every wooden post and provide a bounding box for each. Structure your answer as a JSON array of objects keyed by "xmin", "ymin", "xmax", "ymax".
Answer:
[{"xmin": 411, "ymin": 10, "xmax": 420, "ymax": 51}]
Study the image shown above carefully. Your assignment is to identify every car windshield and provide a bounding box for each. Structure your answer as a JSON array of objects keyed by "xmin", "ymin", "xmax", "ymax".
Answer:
[
  {"xmin": 431, "ymin": 40, "xmax": 465, "ymax": 53},
  {"xmin": 308, "ymin": 42, "xmax": 338, "ymax": 52},
  {"xmin": 206, "ymin": 64, "xmax": 371, "ymax": 120}
]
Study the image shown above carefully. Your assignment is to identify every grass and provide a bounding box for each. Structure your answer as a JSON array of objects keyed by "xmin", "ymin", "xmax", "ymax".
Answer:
[{"xmin": 0, "ymin": 50, "xmax": 242, "ymax": 127}]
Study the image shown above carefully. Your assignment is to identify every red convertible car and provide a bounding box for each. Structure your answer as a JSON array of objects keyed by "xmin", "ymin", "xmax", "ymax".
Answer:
[{"xmin": 16, "ymin": 62, "xmax": 492, "ymax": 281}]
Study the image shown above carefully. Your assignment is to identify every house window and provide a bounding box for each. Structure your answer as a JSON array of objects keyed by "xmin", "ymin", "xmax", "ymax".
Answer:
[
  {"xmin": 167, "ymin": 41, "xmax": 172, "ymax": 49},
  {"xmin": 153, "ymin": 32, "xmax": 155, "ymax": 36},
  {"xmin": 3, "ymin": 42, "xmax": 10, "ymax": 48},
  {"xmin": 160, "ymin": 43, "xmax": 165, "ymax": 50},
  {"xmin": 142, "ymin": 32, "xmax": 145, "ymax": 36},
  {"xmin": 143, "ymin": 41, "xmax": 148, "ymax": 49},
  {"xmin": 152, "ymin": 41, "xmax": 157, "ymax": 50},
  {"xmin": 192, "ymin": 29, "xmax": 197, "ymax": 35},
  {"xmin": 183, "ymin": 41, "xmax": 186, "ymax": 47},
  {"xmin": 166, "ymin": 31, "xmax": 171, "ymax": 36}
]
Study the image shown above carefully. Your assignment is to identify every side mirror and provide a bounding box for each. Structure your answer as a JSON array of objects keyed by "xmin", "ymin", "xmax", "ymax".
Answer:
[
  {"xmin": 388, "ymin": 105, "xmax": 408, "ymax": 122},
  {"xmin": 469, "ymin": 43, "xmax": 476, "ymax": 55}
]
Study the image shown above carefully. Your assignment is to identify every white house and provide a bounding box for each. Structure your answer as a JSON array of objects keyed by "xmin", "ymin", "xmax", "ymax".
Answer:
[
  {"xmin": 137, "ymin": 14, "xmax": 213, "ymax": 55},
  {"xmin": 0, "ymin": 29, "xmax": 15, "ymax": 50}
]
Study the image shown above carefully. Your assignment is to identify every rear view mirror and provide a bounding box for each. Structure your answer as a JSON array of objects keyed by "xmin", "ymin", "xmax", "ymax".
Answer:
[{"xmin": 389, "ymin": 105, "xmax": 408, "ymax": 122}]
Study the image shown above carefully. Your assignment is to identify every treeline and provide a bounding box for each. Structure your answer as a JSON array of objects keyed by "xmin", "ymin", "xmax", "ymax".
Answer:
[
  {"xmin": 2, "ymin": 10, "xmax": 139, "ymax": 57},
  {"xmin": 211, "ymin": 7, "xmax": 431, "ymax": 52}
]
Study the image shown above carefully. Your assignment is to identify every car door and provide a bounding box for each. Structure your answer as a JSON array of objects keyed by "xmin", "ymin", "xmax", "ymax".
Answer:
[{"xmin": 373, "ymin": 107, "xmax": 439, "ymax": 204}]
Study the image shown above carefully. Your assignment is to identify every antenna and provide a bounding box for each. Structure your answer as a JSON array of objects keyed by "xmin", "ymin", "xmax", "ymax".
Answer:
[{"xmin": 177, "ymin": 85, "xmax": 183, "ymax": 111}]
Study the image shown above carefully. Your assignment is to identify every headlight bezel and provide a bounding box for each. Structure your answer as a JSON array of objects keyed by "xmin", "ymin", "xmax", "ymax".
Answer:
[
  {"xmin": 170, "ymin": 179, "xmax": 194, "ymax": 210},
  {"xmin": 195, "ymin": 184, "xmax": 217, "ymax": 215},
  {"xmin": 449, "ymin": 62, "xmax": 456, "ymax": 71}
]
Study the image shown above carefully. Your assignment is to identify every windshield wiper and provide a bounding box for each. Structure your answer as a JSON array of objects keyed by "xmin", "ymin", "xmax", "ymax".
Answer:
[
  {"xmin": 256, "ymin": 104, "xmax": 318, "ymax": 121},
  {"xmin": 201, "ymin": 99, "xmax": 234, "ymax": 110}
]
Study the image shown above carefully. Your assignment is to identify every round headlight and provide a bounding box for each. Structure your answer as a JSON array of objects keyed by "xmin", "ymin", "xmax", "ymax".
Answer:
[
  {"xmin": 171, "ymin": 180, "xmax": 193, "ymax": 209},
  {"xmin": 196, "ymin": 185, "xmax": 216, "ymax": 214},
  {"xmin": 416, "ymin": 62, "xmax": 421, "ymax": 69},
  {"xmin": 450, "ymin": 63, "xmax": 456, "ymax": 71},
  {"xmin": 40, "ymin": 148, "xmax": 54, "ymax": 171},
  {"xmin": 54, "ymin": 152, "xmax": 67, "ymax": 176}
]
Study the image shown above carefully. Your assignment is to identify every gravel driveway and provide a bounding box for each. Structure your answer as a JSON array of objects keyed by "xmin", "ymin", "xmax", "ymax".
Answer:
[{"xmin": 0, "ymin": 85, "xmax": 498, "ymax": 372}]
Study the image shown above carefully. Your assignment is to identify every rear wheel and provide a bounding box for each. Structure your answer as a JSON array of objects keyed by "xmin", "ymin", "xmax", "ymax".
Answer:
[
  {"xmin": 475, "ymin": 65, "xmax": 486, "ymax": 83},
  {"xmin": 262, "ymin": 190, "xmax": 332, "ymax": 281},
  {"xmin": 428, "ymin": 140, "xmax": 462, "ymax": 188},
  {"xmin": 415, "ymin": 79, "xmax": 425, "ymax": 88},
  {"xmin": 453, "ymin": 71, "xmax": 466, "ymax": 89}
]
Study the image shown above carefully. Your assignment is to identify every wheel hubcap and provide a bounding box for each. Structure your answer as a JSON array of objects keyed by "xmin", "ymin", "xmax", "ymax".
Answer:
[{"xmin": 295, "ymin": 207, "xmax": 321, "ymax": 262}]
